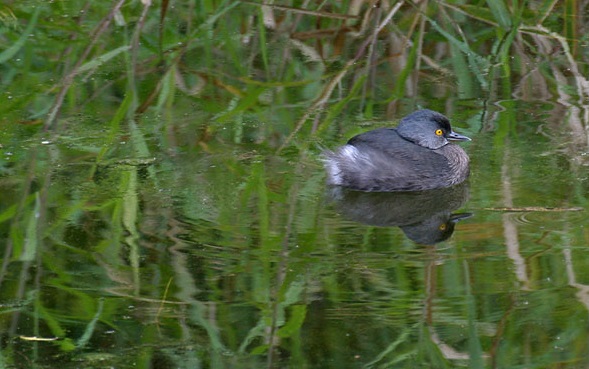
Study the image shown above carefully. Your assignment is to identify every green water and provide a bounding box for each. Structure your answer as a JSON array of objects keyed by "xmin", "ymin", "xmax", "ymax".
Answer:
[
  {"xmin": 2, "ymin": 1, "xmax": 589, "ymax": 368},
  {"xmin": 2, "ymin": 102, "xmax": 588, "ymax": 368}
]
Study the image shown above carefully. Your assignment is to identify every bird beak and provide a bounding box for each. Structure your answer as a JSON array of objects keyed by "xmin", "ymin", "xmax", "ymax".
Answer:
[
  {"xmin": 449, "ymin": 213, "xmax": 473, "ymax": 223},
  {"xmin": 448, "ymin": 131, "xmax": 471, "ymax": 141}
]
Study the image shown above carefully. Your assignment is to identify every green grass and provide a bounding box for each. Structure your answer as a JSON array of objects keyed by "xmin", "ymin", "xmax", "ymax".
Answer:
[
  {"xmin": 1, "ymin": 1, "xmax": 585, "ymax": 141},
  {"xmin": 1, "ymin": 1, "xmax": 589, "ymax": 368}
]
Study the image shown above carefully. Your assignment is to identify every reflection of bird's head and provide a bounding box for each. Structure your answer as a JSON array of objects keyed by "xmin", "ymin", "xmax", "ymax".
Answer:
[
  {"xmin": 327, "ymin": 183, "xmax": 472, "ymax": 245},
  {"xmin": 400, "ymin": 212, "xmax": 472, "ymax": 245}
]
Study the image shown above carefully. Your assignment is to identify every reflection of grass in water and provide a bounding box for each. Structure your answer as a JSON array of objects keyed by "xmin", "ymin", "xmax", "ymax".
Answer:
[{"xmin": 0, "ymin": 1, "xmax": 588, "ymax": 368}]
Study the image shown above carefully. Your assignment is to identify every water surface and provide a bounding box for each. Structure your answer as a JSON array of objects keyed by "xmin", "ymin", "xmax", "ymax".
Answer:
[{"xmin": 2, "ymin": 2, "xmax": 589, "ymax": 368}]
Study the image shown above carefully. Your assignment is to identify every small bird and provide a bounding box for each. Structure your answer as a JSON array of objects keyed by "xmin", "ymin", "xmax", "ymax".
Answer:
[{"xmin": 323, "ymin": 109, "xmax": 471, "ymax": 192}]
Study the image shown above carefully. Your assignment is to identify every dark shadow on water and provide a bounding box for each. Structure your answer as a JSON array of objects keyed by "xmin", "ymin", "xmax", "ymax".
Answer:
[{"xmin": 327, "ymin": 182, "xmax": 472, "ymax": 244}]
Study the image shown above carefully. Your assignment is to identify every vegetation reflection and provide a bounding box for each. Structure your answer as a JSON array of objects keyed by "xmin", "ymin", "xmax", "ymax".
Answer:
[{"xmin": 0, "ymin": 1, "xmax": 588, "ymax": 368}]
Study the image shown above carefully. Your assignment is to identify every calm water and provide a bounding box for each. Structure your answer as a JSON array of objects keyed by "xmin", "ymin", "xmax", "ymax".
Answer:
[
  {"xmin": 1, "ymin": 101, "xmax": 589, "ymax": 368},
  {"xmin": 2, "ymin": 2, "xmax": 589, "ymax": 368}
]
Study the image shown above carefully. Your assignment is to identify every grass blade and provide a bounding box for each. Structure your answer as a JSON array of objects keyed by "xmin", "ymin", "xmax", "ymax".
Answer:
[{"xmin": 0, "ymin": 7, "xmax": 40, "ymax": 64}]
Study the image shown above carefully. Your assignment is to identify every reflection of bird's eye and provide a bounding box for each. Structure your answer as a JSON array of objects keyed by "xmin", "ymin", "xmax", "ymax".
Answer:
[
  {"xmin": 435, "ymin": 129, "xmax": 443, "ymax": 136},
  {"xmin": 438, "ymin": 224, "xmax": 447, "ymax": 231}
]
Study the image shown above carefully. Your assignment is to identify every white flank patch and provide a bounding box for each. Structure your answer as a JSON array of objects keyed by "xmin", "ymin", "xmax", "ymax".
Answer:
[
  {"xmin": 340, "ymin": 145, "xmax": 360, "ymax": 161},
  {"xmin": 340, "ymin": 145, "xmax": 376, "ymax": 170},
  {"xmin": 325, "ymin": 157, "xmax": 343, "ymax": 185},
  {"xmin": 324, "ymin": 145, "xmax": 375, "ymax": 186}
]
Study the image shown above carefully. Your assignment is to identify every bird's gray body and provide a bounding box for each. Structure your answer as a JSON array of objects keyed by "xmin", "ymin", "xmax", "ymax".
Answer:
[{"xmin": 323, "ymin": 110, "xmax": 470, "ymax": 192}]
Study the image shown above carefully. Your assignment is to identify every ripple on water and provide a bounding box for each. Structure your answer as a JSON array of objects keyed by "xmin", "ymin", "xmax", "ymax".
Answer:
[{"xmin": 496, "ymin": 207, "xmax": 586, "ymax": 228}]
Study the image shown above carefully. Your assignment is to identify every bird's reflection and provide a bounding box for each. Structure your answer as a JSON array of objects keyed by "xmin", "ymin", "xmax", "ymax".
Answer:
[{"xmin": 327, "ymin": 182, "xmax": 471, "ymax": 244}]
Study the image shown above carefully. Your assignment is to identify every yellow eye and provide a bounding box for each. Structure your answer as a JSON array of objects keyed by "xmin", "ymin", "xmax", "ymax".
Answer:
[
  {"xmin": 438, "ymin": 224, "xmax": 447, "ymax": 231},
  {"xmin": 435, "ymin": 129, "xmax": 443, "ymax": 136}
]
